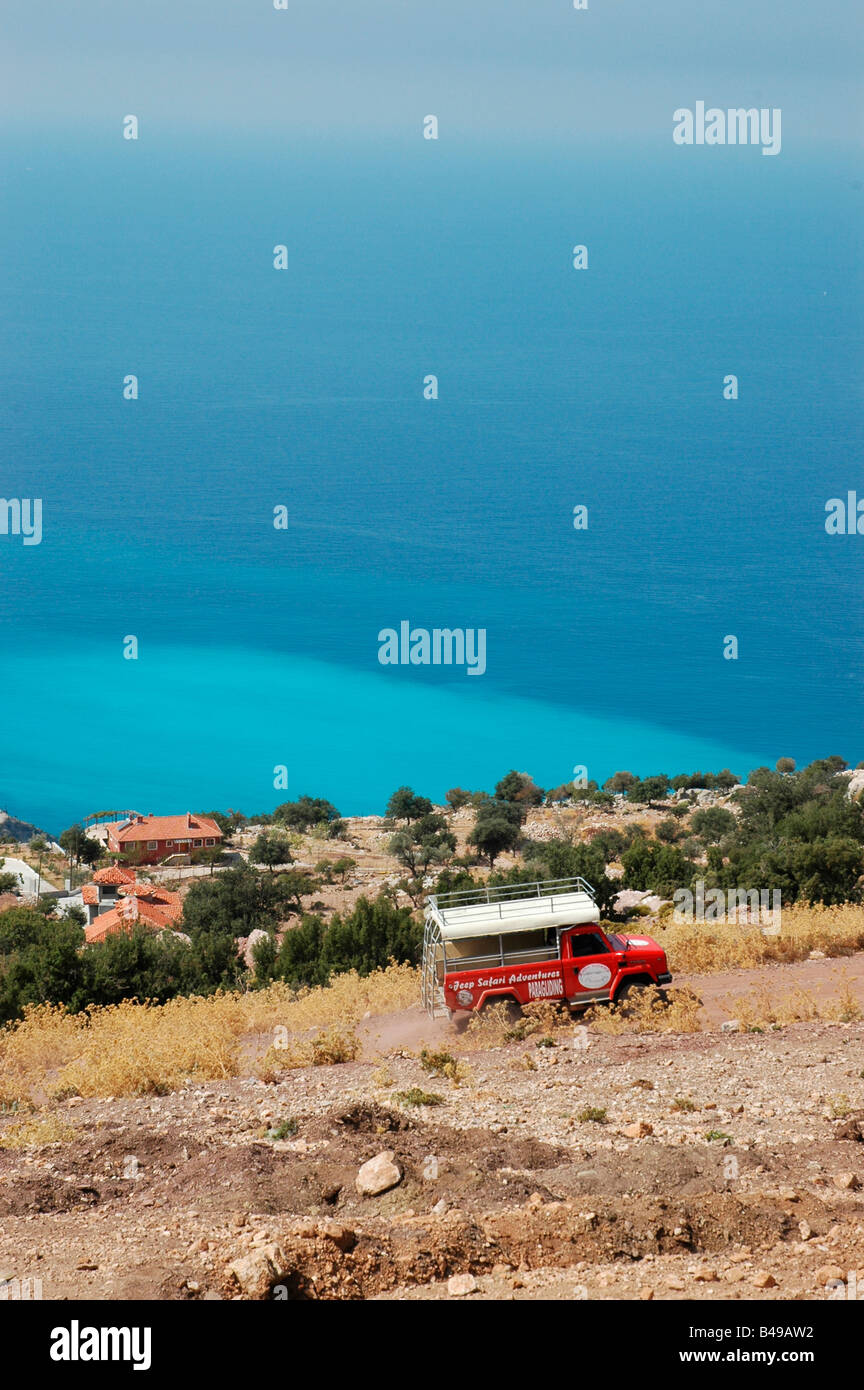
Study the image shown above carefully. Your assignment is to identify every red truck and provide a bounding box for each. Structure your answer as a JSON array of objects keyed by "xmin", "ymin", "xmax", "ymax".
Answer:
[{"xmin": 421, "ymin": 876, "xmax": 671, "ymax": 1019}]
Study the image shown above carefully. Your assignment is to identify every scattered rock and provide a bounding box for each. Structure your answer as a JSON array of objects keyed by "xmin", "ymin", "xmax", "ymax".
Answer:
[
  {"xmin": 356, "ymin": 1150, "xmax": 402, "ymax": 1197},
  {"xmin": 622, "ymin": 1122, "xmax": 653, "ymax": 1140},
  {"xmin": 752, "ymin": 1271, "xmax": 776, "ymax": 1289},
  {"xmin": 317, "ymin": 1220, "xmax": 356, "ymax": 1252},
  {"xmin": 447, "ymin": 1273, "xmax": 477, "ymax": 1297},
  {"xmin": 832, "ymin": 1171, "xmax": 860, "ymax": 1190},
  {"xmin": 226, "ymin": 1244, "xmax": 286, "ymax": 1298}
]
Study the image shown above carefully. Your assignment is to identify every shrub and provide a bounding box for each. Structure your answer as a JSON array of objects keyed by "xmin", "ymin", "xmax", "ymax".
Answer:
[{"xmin": 394, "ymin": 1087, "xmax": 444, "ymax": 1108}]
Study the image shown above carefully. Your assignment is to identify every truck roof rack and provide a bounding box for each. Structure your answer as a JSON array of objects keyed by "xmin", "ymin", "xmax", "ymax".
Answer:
[{"xmin": 424, "ymin": 876, "xmax": 598, "ymax": 941}]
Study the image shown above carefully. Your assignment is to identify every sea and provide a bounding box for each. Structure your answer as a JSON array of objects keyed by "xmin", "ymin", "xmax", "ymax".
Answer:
[{"xmin": 1, "ymin": 130, "xmax": 862, "ymax": 834}]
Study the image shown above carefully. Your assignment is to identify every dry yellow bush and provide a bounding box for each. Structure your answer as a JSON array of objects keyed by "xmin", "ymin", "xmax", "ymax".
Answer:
[
  {"xmin": 659, "ymin": 902, "xmax": 864, "ymax": 975},
  {"xmin": 0, "ymin": 1113, "xmax": 76, "ymax": 1149},
  {"xmin": 0, "ymin": 1003, "xmax": 88, "ymax": 1106},
  {"xmin": 55, "ymin": 996, "xmax": 239, "ymax": 1097},
  {"xmin": 586, "ymin": 985, "xmax": 703, "ymax": 1035},
  {"xmin": 235, "ymin": 962, "xmax": 419, "ymax": 1036},
  {"xmin": 726, "ymin": 982, "xmax": 862, "ymax": 1029},
  {"xmin": 255, "ymin": 1024, "xmax": 361, "ymax": 1079},
  {"xmin": 464, "ymin": 998, "xmax": 572, "ymax": 1051},
  {"xmin": 416, "ymin": 1047, "xmax": 470, "ymax": 1086},
  {"xmin": 0, "ymin": 963, "xmax": 418, "ymax": 1101}
]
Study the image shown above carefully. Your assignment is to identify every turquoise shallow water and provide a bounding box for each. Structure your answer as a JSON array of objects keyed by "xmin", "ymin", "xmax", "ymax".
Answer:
[
  {"xmin": 0, "ymin": 134, "xmax": 862, "ymax": 832},
  {"xmin": 0, "ymin": 638, "xmax": 767, "ymax": 834}
]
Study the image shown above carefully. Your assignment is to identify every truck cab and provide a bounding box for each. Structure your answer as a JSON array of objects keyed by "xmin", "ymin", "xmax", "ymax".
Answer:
[{"xmin": 421, "ymin": 876, "xmax": 671, "ymax": 1018}]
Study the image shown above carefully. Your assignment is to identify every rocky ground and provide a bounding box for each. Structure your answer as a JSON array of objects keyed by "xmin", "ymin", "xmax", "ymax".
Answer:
[{"xmin": 2, "ymin": 973, "xmax": 863, "ymax": 1302}]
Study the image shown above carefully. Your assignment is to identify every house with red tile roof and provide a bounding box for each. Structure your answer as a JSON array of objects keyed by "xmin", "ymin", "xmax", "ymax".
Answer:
[
  {"xmin": 77, "ymin": 863, "xmax": 184, "ymax": 933},
  {"xmin": 107, "ymin": 813, "xmax": 222, "ymax": 865},
  {"xmin": 78, "ymin": 862, "xmax": 139, "ymax": 924},
  {"xmin": 83, "ymin": 882, "xmax": 184, "ymax": 945}
]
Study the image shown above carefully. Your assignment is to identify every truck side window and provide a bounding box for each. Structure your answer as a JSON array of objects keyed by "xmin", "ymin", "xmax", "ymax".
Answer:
[{"xmin": 569, "ymin": 932, "xmax": 610, "ymax": 958}]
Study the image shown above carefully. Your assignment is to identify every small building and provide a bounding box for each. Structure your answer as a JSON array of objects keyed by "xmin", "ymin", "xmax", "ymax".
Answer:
[
  {"xmin": 84, "ymin": 882, "xmax": 183, "ymax": 944},
  {"xmin": 78, "ymin": 863, "xmax": 138, "ymax": 925},
  {"xmin": 106, "ymin": 813, "xmax": 222, "ymax": 865}
]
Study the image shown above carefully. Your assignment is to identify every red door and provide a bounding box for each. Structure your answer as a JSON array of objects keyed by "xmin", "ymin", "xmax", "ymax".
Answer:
[{"xmin": 561, "ymin": 929, "xmax": 620, "ymax": 1005}]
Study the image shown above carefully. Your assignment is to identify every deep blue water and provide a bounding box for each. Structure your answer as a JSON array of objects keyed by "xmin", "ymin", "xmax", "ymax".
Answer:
[{"xmin": 1, "ymin": 131, "xmax": 862, "ymax": 833}]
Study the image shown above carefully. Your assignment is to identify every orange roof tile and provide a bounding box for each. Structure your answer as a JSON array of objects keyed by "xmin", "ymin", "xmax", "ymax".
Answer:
[
  {"xmin": 84, "ymin": 893, "xmax": 183, "ymax": 943},
  {"xmin": 81, "ymin": 885, "xmax": 99, "ymax": 905},
  {"xmin": 118, "ymin": 883, "xmax": 182, "ymax": 909},
  {"xmin": 110, "ymin": 814, "xmax": 222, "ymax": 845},
  {"xmin": 92, "ymin": 865, "xmax": 137, "ymax": 886}
]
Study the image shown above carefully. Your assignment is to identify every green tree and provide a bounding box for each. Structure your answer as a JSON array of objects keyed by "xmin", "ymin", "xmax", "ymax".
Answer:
[
  {"xmin": 273, "ymin": 896, "xmax": 420, "ymax": 989},
  {"xmin": 655, "ymin": 818, "xmax": 683, "ymax": 844},
  {"xmin": 468, "ymin": 809, "xmax": 521, "ymax": 866},
  {"xmin": 249, "ymin": 831, "xmax": 294, "ymax": 874},
  {"xmin": 83, "ymin": 927, "xmax": 197, "ymax": 1007},
  {"xmin": 604, "ymin": 771, "xmax": 637, "ymax": 794},
  {"xmin": 0, "ymin": 859, "xmax": 19, "ymax": 894},
  {"xmin": 690, "ymin": 807, "xmax": 736, "ymax": 844},
  {"xmin": 193, "ymin": 845, "xmax": 227, "ymax": 875},
  {"xmin": 329, "ymin": 856, "xmax": 356, "ymax": 884},
  {"xmin": 59, "ymin": 825, "xmax": 101, "ymax": 868},
  {"xmin": 182, "ymin": 865, "xmax": 287, "ymax": 938},
  {"xmin": 385, "ymin": 787, "xmax": 434, "ymax": 824},
  {"xmin": 388, "ymin": 812, "xmax": 455, "ymax": 876},
  {"xmin": 625, "ymin": 775, "xmax": 671, "ymax": 807},
  {"xmin": 494, "ymin": 770, "xmax": 545, "ymax": 809},
  {"xmin": 202, "ymin": 809, "xmax": 246, "ymax": 837},
  {"xmin": 0, "ymin": 909, "xmax": 87, "ymax": 1023},
  {"xmin": 273, "ymin": 796, "xmax": 341, "ymax": 832},
  {"xmin": 250, "ymin": 931, "xmax": 278, "ymax": 985},
  {"xmin": 518, "ymin": 839, "xmax": 619, "ymax": 916},
  {"xmin": 621, "ymin": 838, "xmax": 696, "ymax": 897},
  {"xmin": 445, "ymin": 787, "xmax": 472, "ymax": 812}
]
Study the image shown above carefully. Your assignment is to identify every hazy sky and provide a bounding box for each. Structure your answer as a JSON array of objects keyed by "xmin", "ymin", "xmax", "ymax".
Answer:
[{"xmin": 2, "ymin": 0, "xmax": 861, "ymax": 144}]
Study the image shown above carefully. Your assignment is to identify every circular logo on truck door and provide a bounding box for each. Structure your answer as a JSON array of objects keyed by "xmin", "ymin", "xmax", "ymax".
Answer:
[
  {"xmin": 457, "ymin": 989, "xmax": 474, "ymax": 1007},
  {"xmin": 577, "ymin": 963, "xmax": 612, "ymax": 989}
]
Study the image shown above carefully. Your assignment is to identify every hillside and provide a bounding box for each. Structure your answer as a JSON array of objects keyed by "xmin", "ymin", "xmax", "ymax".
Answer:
[{"xmin": 1, "ymin": 950, "xmax": 863, "ymax": 1301}]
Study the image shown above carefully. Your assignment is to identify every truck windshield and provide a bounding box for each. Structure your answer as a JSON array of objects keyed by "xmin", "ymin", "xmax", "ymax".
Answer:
[{"xmin": 608, "ymin": 933, "xmax": 628, "ymax": 951}]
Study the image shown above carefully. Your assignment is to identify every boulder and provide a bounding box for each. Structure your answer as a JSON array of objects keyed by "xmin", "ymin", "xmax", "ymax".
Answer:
[
  {"xmin": 356, "ymin": 1150, "xmax": 402, "ymax": 1197},
  {"xmin": 447, "ymin": 1273, "xmax": 477, "ymax": 1297},
  {"xmin": 226, "ymin": 1243, "xmax": 287, "ymax": 1298},
  {"xmin": 833, "ymin": 1171, "xmax": 860, "ymax": 1190},
  {"xmin": 243, "ymin": 928, "xmax": 271, "ymax": 970},
  {"xmin": 622, "ymin": 1121, "xmax": 653, "ymax": 1139}
]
